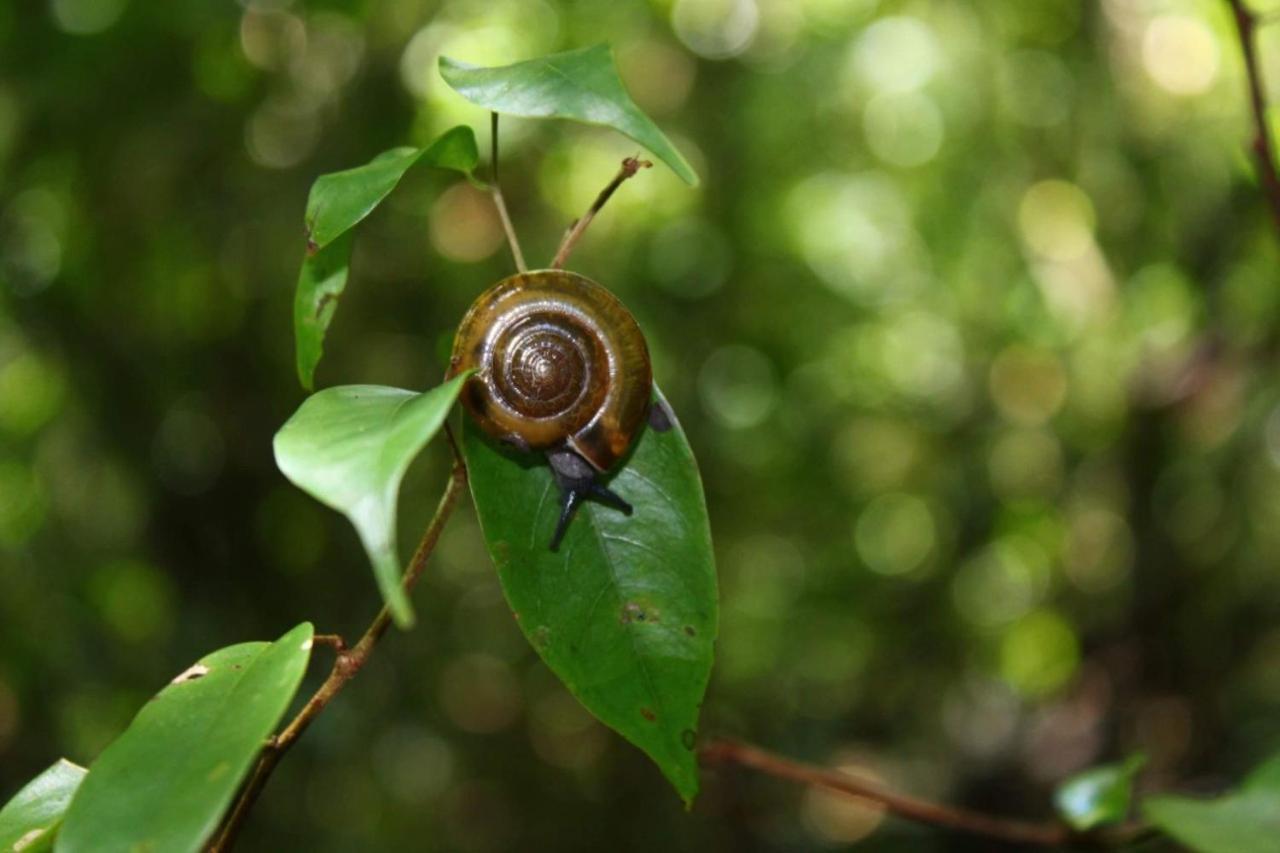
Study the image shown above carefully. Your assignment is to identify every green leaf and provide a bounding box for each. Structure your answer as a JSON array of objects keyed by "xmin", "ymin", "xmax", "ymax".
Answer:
[
  {"xmin": 294, "ymin": 231, "xmax": 353, "ymax": 391},
  {"xmin": 304, "ymin": 126, "xmax": 479, "ymax": 252},
  {"xmin": 273, "ymin": 376, "xmax": 470, "ymax": 628},
  {"xmin": 56, "ymin": 623, "xmax": 314, "ymax": 853},
  {"xmin": 1241, "ymin": 753, "xmax": 1280, "ymax": 792},
  {"xmin": 1143, "ymin": 752, "xmax": 1280, "ymax": 853},
  {"xmin": 294, "ymin": 126, "xmax": 479, "ymax": 390},
  {"xmin": 0, "ymin": 760, "xmax": 87, "ymax": 853},
  {"xmin": 439, "ymin": 45, "xmax": 698, "ymax": 186},
  {"xmin": 461, "ymin": 387, "xmax": 717, "ymax": 804},
  {"xmin": 1054, "ymin": 754, "xmax": 1145, "ymax": 831}
]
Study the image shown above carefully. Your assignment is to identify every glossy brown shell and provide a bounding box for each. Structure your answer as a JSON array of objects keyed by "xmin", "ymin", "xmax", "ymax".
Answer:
[{"xmin": 447, "ymin": 270, "xmax": 653, "ymax": 472}]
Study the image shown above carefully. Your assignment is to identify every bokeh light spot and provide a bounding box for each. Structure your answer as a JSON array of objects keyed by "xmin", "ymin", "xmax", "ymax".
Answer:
[
  {"xmin": 698, "ymin": 344, "xmax": 778, "ymax": 429},
  {"xmin": 988, "ymin": 345, "xmax": 1068, "ymax": 426},
  {"xmin": 429, "ymin": 181, "xmax": 504, "ymax": 263},
  {"xmin": 0, "ymin": 349, "xmax": 67, "ymax": 437},
  {"xmin": 855, "ymin": 492, "xmax": 935, "ymax": 577},
  {"xmin": 672, "ymin": 0, "xmax": 760, "ymax": 60},
  {"xmin": 801, "ymin": 755, "xmax": 887, "ymax": 843},
  {"xmin": 999, "ymin": 610, "xmax": 1080, "ymax": 696},
  {"xmin": 952, "ymin": 537, "xmax": 1050, "ymax": 628},
  {"xmin": 50, "ymin": 0, "xmax": 127, "ymax": 35},
  {"xmin": 989, "ymin": 428, "xmax": 1064, "ymax": 500},
  {"xmin": 851, "ymin": 17, "xmax": 939, "ymax": 94},
  {"xmin": 0, "ymin": 459, "xmax": 46, "ymax": 546},
  {"xmin": 1142, "ymin": 15, "xmax": 1219, "ymax": 96},
  {"xmin": 862, "ymin": 92, "xmax": 944, "ymax": 167},
  {"xmin": 438, "ymin": 654, "xmax": 522, "ymax": 735},
  {"xmin": 1018, "ymin": 179, "xmax": 1096, "ymax": 262},
  {"xmin": 88, "ymin": 559, "xmax": 176, "ymax": 644}
]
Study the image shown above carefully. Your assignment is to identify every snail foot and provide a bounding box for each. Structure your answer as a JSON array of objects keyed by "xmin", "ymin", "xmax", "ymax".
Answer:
[{"xmin": 547, "ymin": 449, "xmax": 632, "ymax": 551}]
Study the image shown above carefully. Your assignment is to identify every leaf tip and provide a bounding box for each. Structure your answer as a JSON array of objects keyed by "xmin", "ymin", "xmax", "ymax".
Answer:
[
  {"xmin": 296, "ymin": 361, "xmax": 316, "ymax": 393},
  {"xmin": 390, "ymin": 600, "xmax": 416, "ymax": 630},
  {"xmin": 438, "ymin": 54, "xmax": 470, "ymax": 86}
]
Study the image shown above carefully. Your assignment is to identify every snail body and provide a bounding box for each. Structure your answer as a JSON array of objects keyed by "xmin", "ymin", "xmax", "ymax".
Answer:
[{"xmin": 448, "ymin": 269, "xmax": 653, "ymax": 549}]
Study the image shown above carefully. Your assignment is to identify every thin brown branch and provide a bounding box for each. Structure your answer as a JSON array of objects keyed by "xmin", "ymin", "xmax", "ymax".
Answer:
[
  {"xmin": 208, "ymin": 452, "xmax": 469, "ymax": 852},
  {"xmin": 550, "ymin": 155, "xmax": 652, "ymax": 269},
  {"xmin": 310, "ymin": 634, "xmax": 346, "ymax": 652},
  {"xmin": 489, "ymin": 112, "xmax": 527, "ymax": 273},
  {"xmin": 1228, "ymin": 0, "xmax": 1280, "ymax": 231},
  {"xmin": 700, "ymin": 739, "xmax": 1145, "ymax": 848}
]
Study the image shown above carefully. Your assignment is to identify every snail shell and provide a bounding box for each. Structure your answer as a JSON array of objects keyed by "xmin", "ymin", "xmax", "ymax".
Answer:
[{"xmin": 448, "ymin": 269, "xmax": 653, "ymax": 473}]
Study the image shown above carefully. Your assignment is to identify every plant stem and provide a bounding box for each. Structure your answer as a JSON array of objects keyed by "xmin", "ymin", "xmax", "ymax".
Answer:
[
  {"xmin": 489, "ymin": 112, "xmax": 527, "ymax": 273},
  {"xmin": 1227, "ymin": 0, "xmax": 1280, "ymax": 231},
  {"xmin": 207, "ymin": 451, "xmax": 468, "ymax": 852},
  {"xmin": 700, "ymin": 739, "xmax": 1145, "ymax": 848},
  {"xmin": 550, "ymin": 156, "xmax": 652, "ymax": 269}
]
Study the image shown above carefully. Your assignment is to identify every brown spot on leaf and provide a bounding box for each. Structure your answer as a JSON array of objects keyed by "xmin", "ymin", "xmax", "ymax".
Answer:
[
  {"xmin": 640, "ymin": 707, "xmax": 657, "ymax": 722},
  {"xmin": 314, "ymin": 292, "xmax": 337, "ymax": 319},
  {"xmin": 621, "ymin": 600, "xmax": 660, "ymax": 625},
  {"xmin": 681, "ymin": 729, "xmax": 697, "ymax": 750},
  {"xmin": 684, "ymin": 625, "xmax": 696, "ymax": 637}
]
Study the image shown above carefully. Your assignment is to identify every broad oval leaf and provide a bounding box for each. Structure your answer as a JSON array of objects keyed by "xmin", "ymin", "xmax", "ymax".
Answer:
[
  {"xmin": 1053, "ymin": 755, "xmax": 1145, "ymax": 831},
  {"xmin": 439, "ymin": 45, "xmax": 698, "ymax": 186},
  {"xmin": 56, "ymin": 623, "xmax": 314, "ymax": 853},
  {"xmin": 462, "ymin": 388, "xmax": 717, "ymax": 804},
  {"xmin": 0, "ymin": 760, "xmax": 86, "ymax": 853},
  {"xmin": 1142, "ymin": 752, "xmax": 1280, "ymax": 853},
  {"xmin": 295, "ymin": 126, "xmax": 479, "ymax": 390},
  {"xmin": 274, "ymin": 376, "xmax": 469, "ymax": 627}
]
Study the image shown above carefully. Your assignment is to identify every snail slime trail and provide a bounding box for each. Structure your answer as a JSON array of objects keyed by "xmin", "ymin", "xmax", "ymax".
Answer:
[{"xmin": 449, "ymin": 270, "xmax": 653, "ymax": 550}]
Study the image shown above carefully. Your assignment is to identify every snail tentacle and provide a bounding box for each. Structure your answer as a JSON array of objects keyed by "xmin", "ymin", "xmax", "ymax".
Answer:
[{"xmin": 546, "ymin": 447, "xmax": 633, "ymax": 551}]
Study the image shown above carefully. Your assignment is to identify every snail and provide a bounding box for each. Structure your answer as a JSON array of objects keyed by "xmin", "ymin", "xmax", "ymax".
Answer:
[{"xmin": 448, "ymin": 269, "xmax": 659, "ymax": 550}]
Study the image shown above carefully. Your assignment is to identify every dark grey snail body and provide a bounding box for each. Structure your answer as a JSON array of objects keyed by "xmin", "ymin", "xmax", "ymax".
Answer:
[{"xmin": 447, "ymin": 269, "xmax": 653, "ymax": 549}]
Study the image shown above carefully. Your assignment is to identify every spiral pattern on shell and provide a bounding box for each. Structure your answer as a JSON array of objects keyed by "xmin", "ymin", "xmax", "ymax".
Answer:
[{"xmin": 448, "ymin": 270, "xmax": 652, "ymax": 473}]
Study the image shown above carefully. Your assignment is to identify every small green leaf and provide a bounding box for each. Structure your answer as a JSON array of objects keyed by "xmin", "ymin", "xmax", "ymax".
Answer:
[
  {"xmin": 0, "ymin": 760, "xmax": 86, "ymax": 853},
  {"xmin": 56, "ymin": 623, "xmax": 314, "ymax": 853},
  {"xmin": 439, "ymin": 45, "xmax": 698, "ymax": 186},
  {"xmin": 294, "ymin": 231, "xmax": 353, "ymax": 391},
  {"xmin": 1054, "ymin": 754, "xmax": 1145, "ymax": 831},
  {"xmin": 1143, "ymin": 752, "xmax": 1280, "ymax": 853},
  {"xmin": 462, "ymin": 388, "xmax": 717, "ymax": 804},
  {"xmin": 294, "ymin": 126, "xmax": 479, "ymax": 390},
  {"xmin": 304, "ymin": 126, "xmax": 479, "ymax": 252},
  {"xmin": 273, "ymin": 376, "xmax": 470, "ymax": 627},
  {"xmin": 1241, "ymin": 753, "xmax": 1280, "ymax": 792}
]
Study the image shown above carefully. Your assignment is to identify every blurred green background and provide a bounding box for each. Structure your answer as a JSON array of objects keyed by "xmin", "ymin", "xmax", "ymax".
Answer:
[{"xmin": 4, "ymin": 0, "xmax": 1280, "ymax": 849}]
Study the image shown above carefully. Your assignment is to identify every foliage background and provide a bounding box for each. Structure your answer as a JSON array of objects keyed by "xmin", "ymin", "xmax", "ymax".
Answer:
[{"xmin": 4, "ymin": 0, "xmax": 1280, "ymax": 849}]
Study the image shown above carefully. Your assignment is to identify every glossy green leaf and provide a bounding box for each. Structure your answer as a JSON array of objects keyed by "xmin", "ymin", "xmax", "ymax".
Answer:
[
  {"xmin": 0, "ymin": 760, "xmax": 86, "ymax": 853},
  {"xmin": 439, "ymin": 45, "xmax": 698, "ymax": 186},
  {"xmin": 294, "ymin": 231, "xmax": 353, "ymax": 391},
  {"xmin": 274, "ymin": 376, "xmax": 469, "ymax": 627},
  {"xmin": 1143, "ymin": 752, "xmax": 1280, "ymax": 853},
  {"xmin": 304, "ymin": 126, "xmax": 479, "ymax": 252},
  {"xmin": 294, "ymin": 126, "xmax": 479, "ymax": 390},
  {"xmin": 56, "ymin": 623, "xmax": 314, "ymax": 853},
  {"xmin": 462, "ymin": 388, "xmax": 717, "ymax": 804},
  {"xmin": 1054, "ymin": 754, "xmax": 1145, "ymax": 831}
]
